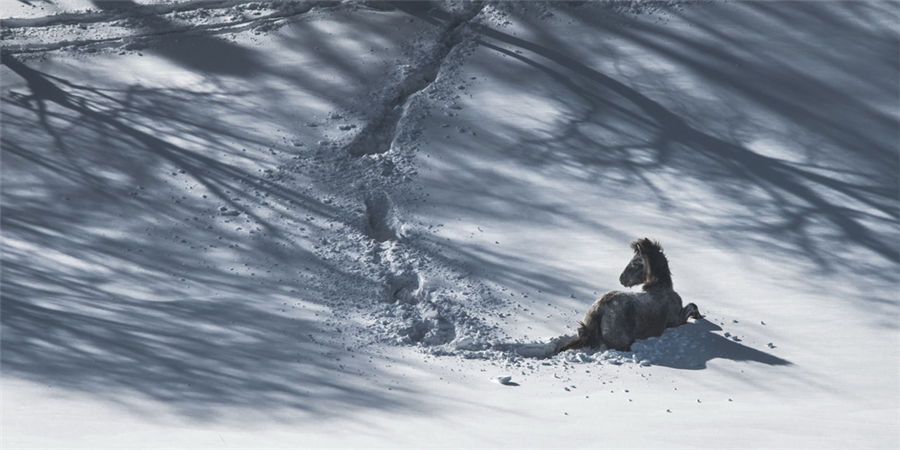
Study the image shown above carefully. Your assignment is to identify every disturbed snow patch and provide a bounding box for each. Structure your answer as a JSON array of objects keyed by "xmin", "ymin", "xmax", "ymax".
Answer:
[
  {"xmin": 365, "ymin": 240, "xmax": 502, "ymax": 347},
  {"xmin": 289, "ymin": 2, "xmax": 510, "ymax": 353},
  {"xmin": 364, "ymin": 191, "xmax": 402, "ymax": 243}
]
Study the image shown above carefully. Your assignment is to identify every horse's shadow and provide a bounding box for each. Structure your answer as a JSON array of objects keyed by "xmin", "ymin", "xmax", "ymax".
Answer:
[
  {"xmin": 500, "ymin": 319, "xmax": 791, "ymax": 370},
  {"xmin": 629, "ymin": 318, "xmax": 792, "ymax": 370}
]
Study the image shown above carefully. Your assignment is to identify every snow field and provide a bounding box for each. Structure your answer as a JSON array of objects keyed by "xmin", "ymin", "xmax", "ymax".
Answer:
[{"xmin": 2, "ymin": 1, "xmax": 898, "ymax": 448}]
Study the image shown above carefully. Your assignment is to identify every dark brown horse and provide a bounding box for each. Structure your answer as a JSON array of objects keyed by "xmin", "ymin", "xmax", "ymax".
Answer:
[{"xmin": 558, "ymin": 238, "xmax": 700, "ymax": 353}]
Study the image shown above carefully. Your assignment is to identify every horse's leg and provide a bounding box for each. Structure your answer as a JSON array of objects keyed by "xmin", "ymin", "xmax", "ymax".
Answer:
[{"xmin": 681, "ymin": 303, "xmax": 701, "ymax": 323}]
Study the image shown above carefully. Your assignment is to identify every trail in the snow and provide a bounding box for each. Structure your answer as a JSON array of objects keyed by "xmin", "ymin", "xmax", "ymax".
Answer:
[
  {"xmin": 345, "ymin": 2, "xmax": 483, "ymax": 158},
  {"xmin": 3, "ymin": 0, "xmax": 255, "ymax": 28},
  {"xmin": 1, "ymin": 1, "xmax": 335, "ymax": 55},
  {"xmin": 235, "ymin": 1, "xmax": 517, "ymax": 352}
]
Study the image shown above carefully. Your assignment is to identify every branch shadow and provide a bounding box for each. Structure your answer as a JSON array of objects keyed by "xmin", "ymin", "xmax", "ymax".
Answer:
[
  {"xmin": 471, "ymin": 19, "xmax": 899, "ymax": 263},
  {"xmin": 91, "ymin": 0, "xmax": 264, "ymax": 77},
  {"xmin": 0, "ymin": 52, "xmax": 422, "ymax": 421},
  {"xmin": 2, "ymin": 0, "xmax": 480, "ymax": 420},
  {"xmin": 387, "ymin": 1, "xmax": 898, "ymax": 314},
  {"xmin": 1, "ymin": 295, "xmax": 421, "ymax": 421}
]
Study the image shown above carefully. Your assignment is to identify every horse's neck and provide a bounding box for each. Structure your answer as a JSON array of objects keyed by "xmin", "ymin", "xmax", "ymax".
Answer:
[{"xmin": 642, "ymin": 281, "xmax": 673, "ymax": 292}]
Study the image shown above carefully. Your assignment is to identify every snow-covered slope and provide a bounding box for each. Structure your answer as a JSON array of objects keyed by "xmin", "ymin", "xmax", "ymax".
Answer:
[{"xmin": 2, "ymin": 1, "xmax": 898, "ymax": 448}]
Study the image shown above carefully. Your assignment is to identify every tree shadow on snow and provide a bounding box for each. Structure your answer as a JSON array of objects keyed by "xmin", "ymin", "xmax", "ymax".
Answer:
[
  {"xmin": 472, "ymin": 7, "xmax": 899, "ymax": 267},
  {"xmin": 0, "ymin": 51, "xmax": 424, "ymax": 422},
  {"xmin": 386, "ymin": 1, "xmax": 899, "ymax": 323},
  {"xmin": 90, "ymin": 0, "xmax": 265, "ymax": 76},
  {"xmin": 1, "ymin": 296, "xmax": 418, "ymax": 421},
  {"xmin": 2, "ymin": 1, "xmax": 896, "ymax": 421},
  {"xmin": 1, "ymin": 2, "xmax": 482, "ymax": 421}
]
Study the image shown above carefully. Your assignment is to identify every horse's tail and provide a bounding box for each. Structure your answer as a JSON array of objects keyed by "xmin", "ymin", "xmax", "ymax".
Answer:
[
  {"xmin": 555, "ymin": 319, "xmax": 598, "ymax": 354},
  {"xmin": 556, "ymin": 335, "xmax": 584, "ymax": 353}
]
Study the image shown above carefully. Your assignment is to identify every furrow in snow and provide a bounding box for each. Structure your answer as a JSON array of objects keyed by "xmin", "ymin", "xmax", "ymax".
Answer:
[
  {"xmin": 345, "ymin": 2, "xmax": 484, "ymax": 157},
  {"xmin": 2, "ymin": 0, "xmax": 249, "ymax": 28},
  {"xmin": 1, "ymin": 1, "xmax": 337, "ymax": 55}
]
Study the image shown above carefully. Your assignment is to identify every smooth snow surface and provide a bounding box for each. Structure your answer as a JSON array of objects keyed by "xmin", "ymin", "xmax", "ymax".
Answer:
[{"xmin": 2, "ymin": 1, "xmax": 898, "ymax": 448}]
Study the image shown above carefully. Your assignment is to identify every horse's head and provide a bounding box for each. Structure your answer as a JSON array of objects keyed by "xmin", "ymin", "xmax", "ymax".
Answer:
[
  {"xmin": 620, "ymin": 238, "xmax": 672, "ymax": 288},
  {"xmin": 619, "ymin": 248, "xmax": 647, "ymax": 287}
]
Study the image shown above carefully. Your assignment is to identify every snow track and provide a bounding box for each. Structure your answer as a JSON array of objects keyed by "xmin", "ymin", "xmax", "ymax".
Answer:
[
  {"xmin": 255, "ymin": 1, "xmax": 516, "ymax": 351},
  {"xmin": 345, "ymin": 2, "xmax": 482, "ymax": 157},
  {"xmin": 3, "ymin": 1, "xmax": 262, "ymax": 28},
  {"xmin": 2, "ymin": 1, "xmax": 335, "ymax": 55}
]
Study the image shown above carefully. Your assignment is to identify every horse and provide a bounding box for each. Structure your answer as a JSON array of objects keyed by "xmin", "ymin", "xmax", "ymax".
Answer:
[{"xmin": 557, "ymin": 238, "xmax": 701, "ymax": 353}]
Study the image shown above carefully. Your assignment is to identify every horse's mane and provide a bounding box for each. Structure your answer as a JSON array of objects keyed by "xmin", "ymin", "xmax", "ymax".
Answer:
[{"xmin": 631, "ymin": 238, "xmax": 673, "ymax": 289}]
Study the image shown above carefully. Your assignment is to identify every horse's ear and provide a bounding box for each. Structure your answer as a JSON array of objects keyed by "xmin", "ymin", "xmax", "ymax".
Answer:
[
  {"xmin": 630, "ymin": 239, "xmax": 643, "ymax": 254},
  {"xmin": 631, "ymin": 238, "xmax": 652, "ymax": 254}
]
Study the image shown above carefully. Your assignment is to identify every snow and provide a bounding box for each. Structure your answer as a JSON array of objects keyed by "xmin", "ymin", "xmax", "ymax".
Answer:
[{"xmin": 2, "ymin": 0, "xmax": 898, "ymax": 448}]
